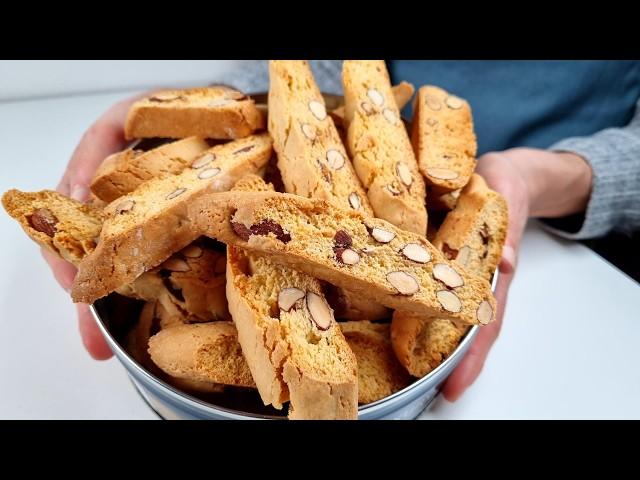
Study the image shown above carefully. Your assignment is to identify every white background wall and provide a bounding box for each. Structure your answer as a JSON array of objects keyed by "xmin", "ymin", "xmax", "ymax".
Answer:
[{"xmin": 0, "ymin": 60, "xmax": 243, "ymax": 101}]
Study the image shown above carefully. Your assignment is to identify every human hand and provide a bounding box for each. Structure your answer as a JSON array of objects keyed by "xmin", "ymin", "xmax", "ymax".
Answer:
[
  {"xmin": 42, "ymin": 93, "xmax": 147, "ymax": 360},
  {"xmin": 441, "ymin": 147, "xmax": 592, "ymax": 401}
]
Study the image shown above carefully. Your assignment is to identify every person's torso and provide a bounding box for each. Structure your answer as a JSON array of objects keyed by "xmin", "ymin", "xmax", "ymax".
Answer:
[{"xmin": 389, "ymin": 60, "xmax": 640, "ymax": 154}]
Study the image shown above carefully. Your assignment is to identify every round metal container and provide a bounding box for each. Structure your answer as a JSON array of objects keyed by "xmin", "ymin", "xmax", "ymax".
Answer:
[
  {"xmin": 91, "ymin": 273, "xmax": 496, "ymax": 420},
  {"xmin": 90, "ymin": 91, "xmax": 497, "ymax": 419}
]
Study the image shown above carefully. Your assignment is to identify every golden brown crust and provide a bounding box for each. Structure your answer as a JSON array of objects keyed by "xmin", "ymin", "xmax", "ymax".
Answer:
[
  {"xmin": 411, "ymin": 86, "xmax": 477, "ymax": 191},
  {"xmin": 124, "ymin": 87, "xmax": 265, "ymax": 140},
  {"xmin": 91, "ymin": 137, "xmax": 211, "ymax": 203},
  {"xmin": 340, "ymin": 321, "xmax": 411, "ymax": 404},
  {"xmin": 2, "ymin": 189, "xmax": 104, "ymax": 265},
  {"xmin": 190, "ymin": 191, "xmax": 496, "ymax": 326},
  {"xmin": 342, "ymin": 60, "xmax": 427, "ymax": 236},
  {"xmin": 71, "ymin": 134, "xmax": 272, "ymax": 304}
]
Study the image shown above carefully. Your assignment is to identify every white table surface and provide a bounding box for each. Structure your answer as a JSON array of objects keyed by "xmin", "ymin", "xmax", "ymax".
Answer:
[{"xmin": 1, "ymin": 91, "xmax": 639, "ymax": 420}]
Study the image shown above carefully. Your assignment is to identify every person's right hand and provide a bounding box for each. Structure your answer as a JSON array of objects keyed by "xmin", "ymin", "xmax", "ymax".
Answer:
[{"xmin": 42, "ymin": 93, "xmax": 147, "ymax": 360}]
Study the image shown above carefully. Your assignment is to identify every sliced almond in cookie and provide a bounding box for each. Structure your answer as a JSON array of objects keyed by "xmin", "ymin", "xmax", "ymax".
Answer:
[
  {"xmin": 336, "ymin": 248, "xmax": 360, "ymax": 265},
  {"xmin": 149, "ymin": 93, "xmax": 181, "ymax": 102},
  {"xmin": 425, "ymin": 168, "xmax": 459, "ymax": 180},
  {"xmin": 348, "ymin": 192, "xmax": 361, "ymax": 210},
  {"xmin": 306, "ymin": 292, "xmax": 332, "ymax": 330},
  {"xmin": 207, "ymin": 98, "xmax": 233, "ymax": 108},
  {"xmin": 383, "ymin": 108, "xmax": 398, "ymax": 125},
  {"xmin": 445, "ymin": 96, "xmax": 464, "ymax": 110},
  {"xmin": 387, "ymin": 271, "xmax": 419, "ymax": 295},
  {"xmin": 28, "ymin": 208, "xmax": 58, "ymax": 237},
  {"xmin": 192, "ymin": 153, "xmax": 215, "ymax": 169},
  {"xmin": 456, "ymin": 245, "xmax": 472, "ymax": 267},
  {"xmin": 182, "ymin": 245, "xmax": 203, "ymax": 258},
  {"xmin": 301, "ymin": 123, "xmax": 317, "ymax": 141},
  {"xmin": 401, "ymin": 243, "xmax": 431, "ymax": 263},
  {"xmin": 166, "ymin": 188, "xmax": 187, "ymax": 200},
  {"xmin": 432, "ymin": 263, "xmax": 464, "ymax": 288},
  {"xmin": 326, "ymin": 149, "xmax": 345, "ymax": 170},
  {"xmin": 371, "ymin": 227, "xmax": 395, "ymax": 244},
  {"xmin": 396, "ymin": 162, "xmax": 413, "ymax": 187},
  {"xmin": 436, "ymin": 290, "xmax": 462, "ymax": 312},
  {"xmin": 387, "ymin": 184, "xmax": 401, "ymax": 196},
  {"xmin": 115, "ymin": 199, "xmax": 135, "ymax": 214},
  {"xmin": 367, "ymin": 88, "xmax": 385, "ymax": 107},
  {"xmin": 162, "ymin": 257, "xmax": 191, "ymax": 272},
  {"xmin": 360, "ymin": 102, "xmax": 374, "ymax": 114},
  {"xmin": 476, "ymin": 300, "xmax": 494, "ymax": 325},
  {"xmin": 278, "ymin": 287, "xmax": 306, "ymax": 312},
  {"xmin": 424, "ymin": 95, "xmax": 442, "ymax": 111},
  {"xmin": 309, "ymin": 100, "xmax": 327, "ymax": 121},
  {"xmin": 198, "ymin": 167, "xmax": 221, "ymax": 179}
]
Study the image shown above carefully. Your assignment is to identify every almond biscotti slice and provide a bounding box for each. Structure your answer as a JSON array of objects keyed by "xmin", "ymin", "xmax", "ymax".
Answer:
[
  {"xmin": 268, "ymin": 60, "xmax": 373, "ymax": 216},
  {"xmin": 324, "ymin": 284, "xmax": 390, "ymax": 321},
  {"xmin": 411, "ymin": 86, "xmax": 477, "ymax": 192},
  {"xmin": 342, "ymin": 60, "xmax": 428, "ymax": 236},
  {"xmin": 190, "ymin": 191, "xmax": 496, "ymax": 326},
  {"xmin": 2, "ymin": 189, "xmax": 104, "ymax": 265},
  {"xmin": 91, "ymin": 137, "xmax": 212, "ymax": 203},
  {"xmin": 432, "ymin": 174, "xmax": 508, "ymax": 280},
  {"xmin": 227, "ymin": 247, "xmax": 358, "ymax": 419},
  {"xmin": 124, "ymin": 87, "xmax": 265, "ymax": 140},
  {"xmin": 340, "ymin": 321, "xmax": 411, "ymax": 404},
  {"xmin": 71, "ymin": 134, "xmax": 272, "ymax": 304},
  {"xmin": 148, "ymin": 322, "xmax": 256, "ymax": 389},
  {"xmin": 391, "ymin": 174, "xmax": 507, "ymax": 377}
]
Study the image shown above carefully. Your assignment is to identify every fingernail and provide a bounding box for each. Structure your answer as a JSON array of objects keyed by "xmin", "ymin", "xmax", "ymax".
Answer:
[{"xmin": 70, "ymin": 184, "xmax": 90, "ymax": 202}]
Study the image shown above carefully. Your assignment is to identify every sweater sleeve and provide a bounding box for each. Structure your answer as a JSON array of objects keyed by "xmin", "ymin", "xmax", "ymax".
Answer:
[
  {"xmin": 215, "ymin": 60, "xmax": 344, "ymax": 95},
  {"xmin": 545, "ymin": 98, "xmax": 640, "ymax": 240}
]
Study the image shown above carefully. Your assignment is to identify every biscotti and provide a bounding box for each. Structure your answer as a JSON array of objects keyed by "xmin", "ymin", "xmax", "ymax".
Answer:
[
  {"xmin": 71, "ymin": 134, "xmax": 272, "ymax": 304},
  {"xmin": 391, "ymin": 174, "xmax": 507, "ymax": 377},
  {"xmin": 342, "ymin": 60, "xmax": 428, "ymax": 235},
  {"xmin": 411, "ymin": 85, "xmax": 477, "ymax": 191},
  {"xmin": 91, "ymin": 137, "xmax": 212, "ymax": 203},
  {"xmin": 148, "ymin": 322, "xmax": 256, "ymax": 388},
  {"xmin": 124, "ymin": 87, "xmax": 265, "ymax": 140},
  {"xmin": 190, "ymin": 191, "xmax": 496, "ymax": 326},
  {"xmin": 227, "ymin": 174, "xmax": 358, "ymax": 418},
  {"xmin": 268, "ymin": 60, "xmax": 373, "ymax": 216},
  {"xmin": 2, "ymin": 189, "xmax": 104, "ymax": 265},
  {"xmin": 324, "ymin": 284, "xmax": 390, "ymax": 321},
  {"xmin": 340, "ymin": 321, "xmax": 411, "ymax": 404},
  {"xmin": 227, "ymin": 247, "xmax": 358, "ymax": 419},
  {"xmin": 432, "ymin": 174, "xmax": 508, "ymax": 280}
]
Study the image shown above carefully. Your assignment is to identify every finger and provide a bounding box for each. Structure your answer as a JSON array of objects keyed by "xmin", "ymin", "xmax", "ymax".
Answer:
[
  {"xmin": 441, "ymin": 269, "xmax": 513, "ymax": 402},
  {"xmin": 57, "ymin": 93, "xmax": 147, "ymax": 198},
  {"xmin": 41, "ymin": 248, "xmax": 77, "ymax": 291},
  {"xmin": 77, "ymin": 304, "xmax": 113, "ymax": 360}
]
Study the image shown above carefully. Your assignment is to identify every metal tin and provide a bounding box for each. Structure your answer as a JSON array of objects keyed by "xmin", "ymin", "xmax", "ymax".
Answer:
[{"xmin": 91, "ymin": 272, "xmax": 497, "ymax": 420}]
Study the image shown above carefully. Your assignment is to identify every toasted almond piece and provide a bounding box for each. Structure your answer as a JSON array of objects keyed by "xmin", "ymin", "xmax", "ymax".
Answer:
[
  {"xmin": 367, "ymin": 88, "xmax": 385, "ymax": 107},
  {"xmin": 309, "ymin": 100, "xmax": 327, "ymax": 121},
  {"xmin": 162, "ymin": 257, "xmax": 191, "ymax": 272},
  {"xmin": 387, "ymin": 184, "xmax": 401, "ymax": 195},
  {"xmin": 115, "ymin": 199, "xmax": 135, "ymax": 214},
  {"xmin": 361, "ymin": 102, "xmax": 374, "ymax": 114},
  {"xmin": 426, "ymin": 117, "xmax": 438, "ymax": 127},
  {"xmin": 456, "ymin": 245, "xmax": 472, "ymax": 267},
  {"xmin": 432, "ymin": 263, "xmax": 464, "ymax": 288},
  {"xmin": 445, "ymin": 96, "xmax": 464, "ymax": 110},
  {"xmin": 401, "ymin": 243, "xmax": 431, "ymax": 263},
  {"xmin": 477, "ymin": 300, "xmax": 494, "ymax": 325},
  {"xmin": 348, "ymin": 192, "xmax": 361, "ymax": 210},
  {"xmin": 436, "ymin": 290, "xmax": 462, "ymax": 313},
  {"xmin": 371, "ymin": 227, "xmax": 395, "ymax": 243},
  {"xmin": 301, "ymin": 123, "xmax": 316, "ymax": 141},
  {"xmin": 338, "ymin": 248, "xmax": 360, "ymax": 265},
  {"xmin": 182, "ymin": 245, "xmax": 203, "ymax": 258},
  {"xmin": 396, "ymin": 162, "xmax": 413, "ymax": 187},
  {"xmin": 383, "ymin": 108, "xmax": 398, "ymax": 125},
  {"xmin": 326, "ymin": 149, "xmax": 345, "ymax": 170},
  {"xmin": 387, "ymin": 271, "xmax": 419, "ymax": 295},
  {"xmin": 361, "ymin": 246, "xmax": 376, "ymax": 254},
  {"xmin": 198, "ymin": 167, "xmax": 221, "ymax": 179},
  {"xmin": 192, "ymin": 153, "xmax": 215, "ymax": 169},
  {"xmin": 208, "ymin": 98, "xmax": 233, "ymax": 108},
  {"xmin": 306, "ymin": 292, "xmax": 332, "ymax": 330},
  {"xmin": 425, "ymin": 95, "xmax": 442, "ymax": 111},
  {"xmin": 425, "ymin": 168, "xmax": 459, "ymax": 180},
  {"xmin": 278, "ymin": 287, "xmax": 306, "ymax": 312},
  {"xmin": 149, "ymin": 93, "xmax": 180, "ymax": 102},
  {"xmin": 166, "ymin": 188, "xmax": 187, "ymax": 200}
]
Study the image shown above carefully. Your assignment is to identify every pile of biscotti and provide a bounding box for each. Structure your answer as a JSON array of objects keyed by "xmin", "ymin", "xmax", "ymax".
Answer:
[{"xmin": 2, "ymin": 60, "xmax": 507, "ymax": 420}]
